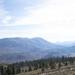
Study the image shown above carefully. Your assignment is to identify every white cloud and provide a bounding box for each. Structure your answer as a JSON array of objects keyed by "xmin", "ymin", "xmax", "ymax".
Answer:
[
  {"xmin": 0, "ymin": 0, "xmax": 8, "ymax": 19},
  {"xmin": 1, "ymin": 0, "xmax": 75, "ymax": 42},
  {"xmin": 2, "ymin": 15, "xmax": 12, "ymax": 24},
  {"xmin": 0, "ymin": 0, "xmax": 12, "ymax": 25},
  {"xmin": 12, "ymin": 0, "xmax": 75, "ymax": 26}
]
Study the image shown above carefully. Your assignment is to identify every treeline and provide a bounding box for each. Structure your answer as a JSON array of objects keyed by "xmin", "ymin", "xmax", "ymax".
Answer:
[{"xmin": 0, "ymin": 56, "xmax": 75, "ymax": 75}]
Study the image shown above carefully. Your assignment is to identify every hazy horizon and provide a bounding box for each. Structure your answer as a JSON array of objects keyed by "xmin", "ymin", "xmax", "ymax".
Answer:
[
  {"xmin": 0, "ymin": 0, "xmax": 75, "ymax": 42},
  {"xmin": 0, "ymin": 37, "xmax": 75, "ymax": 43}
]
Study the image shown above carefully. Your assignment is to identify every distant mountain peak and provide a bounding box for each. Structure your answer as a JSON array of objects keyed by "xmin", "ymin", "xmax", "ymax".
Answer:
[{"xmin": 0, "ymin": 37, "xmax": 74, "ymax": 62}]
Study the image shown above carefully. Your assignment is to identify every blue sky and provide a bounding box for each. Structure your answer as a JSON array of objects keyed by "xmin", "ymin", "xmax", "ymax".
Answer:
[{"xmin": 0, "ymin": 0, "xmax": 75, "ymax": 42}]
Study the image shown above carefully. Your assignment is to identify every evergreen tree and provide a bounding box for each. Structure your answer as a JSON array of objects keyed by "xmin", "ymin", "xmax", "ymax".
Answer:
[
  {"xmin": 50, "ymin": 59, "xmax": 56, "ymax": 69},
  {"xmin": 51, "ymin": 63, "xmax": 56, "ymax": 69},
  {"xmin": 65, "ymin": 62, "xmax": 68, "ymax": 66},
  {"xmin": 34, "ymin": 64, "xmax": 38, "ymax": 70},
  {"xmin": 58, "ymin": 62, "xmax": 61, "ymax": 68},
  {"xmin": 11, "ymin": 64, "xmax": 15, "ymax": 75},
  {"xmin": 16, "ymin": 67, "xmax": 21, "ymax": 74},
  {"xmin": 45, "ymin": 63, "xmax": 48, "ymax": 69},
  {"xmin": 0, "ymin": 65, "xmax": 5, "ymax": 75},
  {"xmin": 69, "ymin": 57, "xmax": 74, "ymax": 65},
  {"xmin": 41, "ymin": 67, "xmax": 45, "ymax": 72},
  {"xmin": 28, "ymin": 65, "xmax": 32, "ymax": 71},
  {"xmin": 61, "ymin": 56, "xmax": 65, "ymax": 63},
  {"xmin": 6, "ymin": 66, "xmax": 12, "ymax": 75},
  {"xmin": 39, "ymin": 63, "xmax": 42, "ymax": 69},
  {"xmin": 25, "ymin": 69, "xmax": 27, "ymax": 72}
]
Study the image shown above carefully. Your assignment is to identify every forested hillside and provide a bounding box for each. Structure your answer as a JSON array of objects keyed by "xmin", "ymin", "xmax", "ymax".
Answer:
[{"xmin": 0, "ymin": 56, "xmax": 75, "ymax": 75}]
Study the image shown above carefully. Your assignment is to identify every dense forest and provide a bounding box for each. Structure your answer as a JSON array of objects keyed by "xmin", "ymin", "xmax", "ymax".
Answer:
[{"xmin": 0, "ymin": 56, "xmax": 75, "ymax": 75}]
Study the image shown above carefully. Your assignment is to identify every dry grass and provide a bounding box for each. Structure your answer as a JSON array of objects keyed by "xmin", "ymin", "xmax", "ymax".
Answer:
[
  {"xmin": 16, "ymin": 69, "xmax": 41, "ymax": 75},
  {"xmin": 16, "ymin": 64, "xmax": 75, "ymax": 75}
]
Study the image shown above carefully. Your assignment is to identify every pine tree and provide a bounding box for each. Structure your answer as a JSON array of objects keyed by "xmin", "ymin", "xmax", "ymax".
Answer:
[
  {"xmin": 61, "ymin": 56, "xmax": 65, "ymax": 64},
  {"xmin": 25, "ymin": 69, "xmax": 27, "ymax": 72},
  {"xmin": 0, "ymin": 65, "xmax": 5, "ymax": 75},
  {"xmin": 51, "ymin": 63, "xmax": 56, "ymax": 69},
  {"xmin": 28, "ymin": 65, "xmax": 32, "ymax": 71},
  {"xmin": 69, "ymin": 57, "xmax": 74, "ymax": 65},
  {"xmin": 16, "ymin": 67, "xmax": 21, "ymax": 74},
  {"xmin": 35, "ymin": 64, "xmax": 38, "ymax": 70},
  {"xmin": 65, "ymin": 62, "xmax": 68, "ymax": 66},
  {"xmin": 11, "ymin": 64, "xmax": 15, "ymax": 75},
  {"xmin": 39, "ymin": 63, "xmax": 42, "ymax": 69},
  {"xmin": 6, "ymin": 66, "xmax": 12, "ymax": 75},
  {"xmin": 41, "ymin": 67, "xmax": 45, "ymax": 72},
  {"xmin": 50, "ymin": 59, "xmax": 56, "ymax": 69},
  {"xmin": 58, "ymin": 62, "xmax": 61, "ymax": 68},
  {"xmin": 45, "ymin": 63, "xmax": 48, "ymax": 69}
]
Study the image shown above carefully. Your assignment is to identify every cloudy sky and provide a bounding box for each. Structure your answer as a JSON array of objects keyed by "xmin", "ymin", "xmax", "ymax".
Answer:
[{"xmin": 0, "ymin": 0, "xmax": 75, "ymax": 42}]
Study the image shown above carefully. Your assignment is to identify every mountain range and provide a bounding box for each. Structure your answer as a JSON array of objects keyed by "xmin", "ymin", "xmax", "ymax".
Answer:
[
  {"xmin": 55, "ymin": 41, "xmax": 75, "ymax": 47},
  {"xmin": 0, "ymin": 37, "xmax": 75, "ymax": 62}
]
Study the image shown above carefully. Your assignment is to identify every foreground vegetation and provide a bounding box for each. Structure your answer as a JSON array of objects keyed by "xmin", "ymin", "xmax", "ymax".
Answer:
[{"xmin": 0, "ymin": 56, "xmax": 75, "ymax": 75}]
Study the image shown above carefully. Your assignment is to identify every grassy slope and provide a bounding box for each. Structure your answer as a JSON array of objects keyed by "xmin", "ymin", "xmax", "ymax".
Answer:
[
  {"xmin": 16, "ymin": 69, "xmax": 41, "ymax": 75},
  {"xmin": 16, "ymin": 64, "xmax": 75, "ymax": 75}
]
